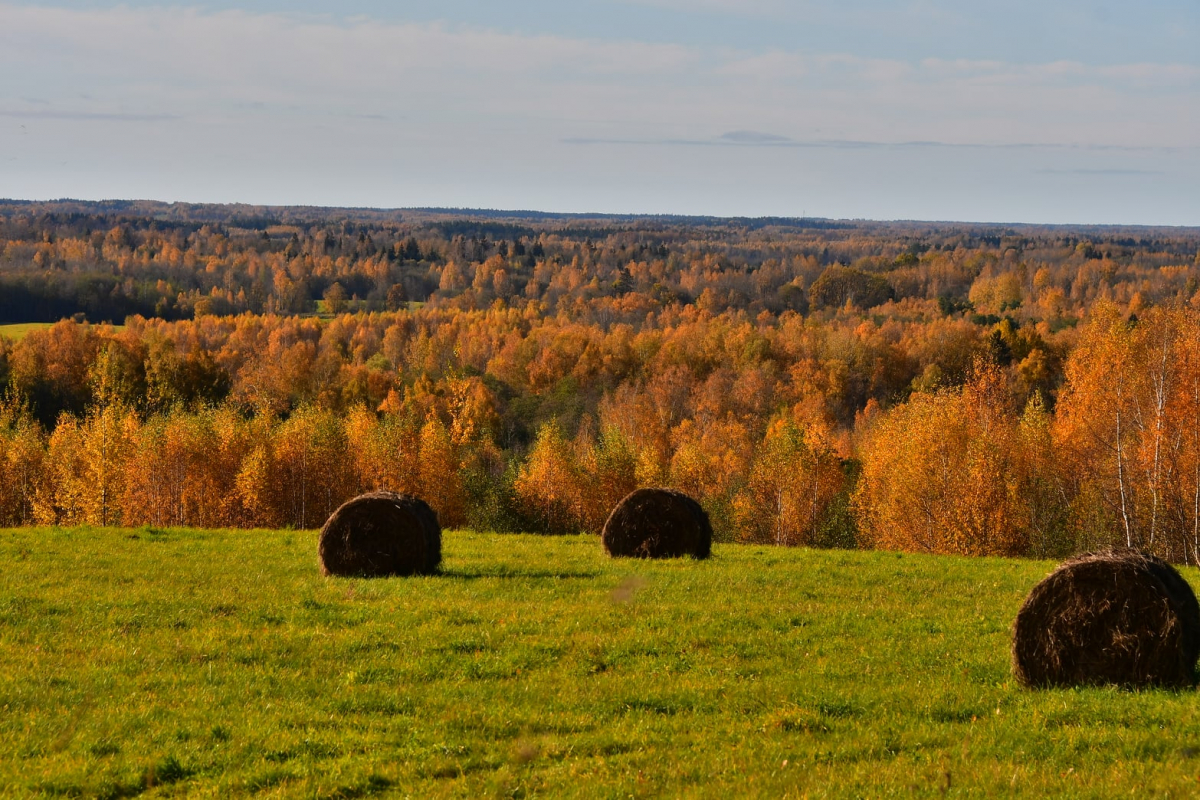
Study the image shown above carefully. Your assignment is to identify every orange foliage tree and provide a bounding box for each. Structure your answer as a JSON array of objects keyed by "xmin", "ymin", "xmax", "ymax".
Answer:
[
  {"xmin": 121, "ymin": 407, "xmax": 251, "ymax": 528},
  {"xmin": 1054, "ymin": 304, "xmax": 1200, "ymax": 562},
  {"xmin": 854, "ymin": 361, "xmax": 1064, "ymax": 557}
]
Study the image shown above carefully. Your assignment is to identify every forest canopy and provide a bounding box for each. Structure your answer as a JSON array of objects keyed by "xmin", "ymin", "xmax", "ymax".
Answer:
[{"xmin": 2, "ymin": 201, "xmax": 1199, "ymax": 562}]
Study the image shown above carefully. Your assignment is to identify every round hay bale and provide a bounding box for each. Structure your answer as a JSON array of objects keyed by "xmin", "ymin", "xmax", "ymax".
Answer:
[
  {"xmin": 1011, "ymin": 550, "xmax": 1200, "ymax": 689},
  {"xmin": 318, "ymin": 492, "xmax": 441, "ymax": 577},
  {"xmin": 601, "ymin": 488, "xmax": 712, "ymax": 559}
]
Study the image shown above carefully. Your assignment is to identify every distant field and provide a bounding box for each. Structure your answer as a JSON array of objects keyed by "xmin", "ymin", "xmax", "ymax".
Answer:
[
  {"xmin": 2, "ymin": 530, "xmax": 1199, "ymax": 797},
  {"xmin": 0, "ymin": 322, "xmax": 127, "ymax": 341},
  {"xmin": 0, "ymin": 322, "xmax": 54, "ymax": 341}
]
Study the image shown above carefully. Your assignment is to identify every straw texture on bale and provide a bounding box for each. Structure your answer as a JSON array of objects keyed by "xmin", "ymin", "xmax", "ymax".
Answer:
[
  {"xmin": 318, "ymin": 491, "xmax": 441, "ymax": 577},
  {"xmin": 1012, "ymin": 550, "xmax": 1200, "ymax": 689},
  {"xmin": 602, "ymin": 488, "xmax": 712, "ymax": 559}
]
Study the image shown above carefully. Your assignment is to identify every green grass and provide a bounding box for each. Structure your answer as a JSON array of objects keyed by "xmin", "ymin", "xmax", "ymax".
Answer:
[
  {"xmin": 0, "ymin": 322, "xmax": 55, "ymax": 341},
  {"xmin": 0, "ymin": 322, "xmax": 127, "ymax": 341},
  {"xmin": 2, "ymin": 529, "xmax": 1200, "ymax": 798}
]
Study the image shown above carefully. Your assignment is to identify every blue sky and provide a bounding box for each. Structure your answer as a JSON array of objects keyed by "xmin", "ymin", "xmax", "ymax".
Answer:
[{"xmin": 1, "ymin": 1, "xmax": 1198, "ymax": 224}]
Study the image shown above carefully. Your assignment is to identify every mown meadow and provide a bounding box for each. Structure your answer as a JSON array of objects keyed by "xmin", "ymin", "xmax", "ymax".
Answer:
[{"xmin": 3, "ymin": 528, "xmax": 1200, "ymax": 798}]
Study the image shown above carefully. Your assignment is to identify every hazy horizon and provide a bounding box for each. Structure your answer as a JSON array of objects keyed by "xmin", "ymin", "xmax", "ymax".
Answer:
[{"xmin": 7, "ymin": 198, "xmax": 1200, "ymax": 232}]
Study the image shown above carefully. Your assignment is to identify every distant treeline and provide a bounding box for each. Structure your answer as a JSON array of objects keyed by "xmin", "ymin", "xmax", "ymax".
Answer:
[{"xmin": 1, "ymin": 200, "xmax": 1196, "ymax": 325}]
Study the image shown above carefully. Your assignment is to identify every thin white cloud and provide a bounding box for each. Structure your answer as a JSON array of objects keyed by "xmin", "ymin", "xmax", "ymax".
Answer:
[
  {"xmin": 0, "ymin": 2, "xmax": 1195, "ymax": 149},
  {"xmin": 0, "ymin": 3, "xmax": 1197, "ymax": 224},
  {"xmin": 564, "ymin": 133, "xmax": 1189, "ymax": 153},
  {"xmin": 0, "ymin": 109, "xmax": 179, "ymax": 122},
  {"xmin": 613, "ymin": 0, "xmax": 790, "ymax": 15}
]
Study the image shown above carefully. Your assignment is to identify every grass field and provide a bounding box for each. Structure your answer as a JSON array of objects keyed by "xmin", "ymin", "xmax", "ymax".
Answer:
[
  {"xmin": 3, "ymin": 529, "xmax": 1200, "ymax": 798},
  {"xmin": 0, "ymin": 322, "xmax": 127, "ymax": 341},
  {"xmin": 0, "ymin": 323, "xmax": 56, "ymax": 341}
]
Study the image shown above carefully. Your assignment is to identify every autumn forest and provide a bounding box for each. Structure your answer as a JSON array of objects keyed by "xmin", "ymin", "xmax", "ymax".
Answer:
[{"xmin": 2, "ymin": 200, "xmax": 1200, "ymax": 563}]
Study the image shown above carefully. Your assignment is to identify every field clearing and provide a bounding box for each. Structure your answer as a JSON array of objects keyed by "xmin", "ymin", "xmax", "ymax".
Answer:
[
  {"xmin": 3, "ymin": 530, "xmax": 1200, "ymax": 797},
  {"xmin": 0, "ymin": 323, "xmax": 55, "ymax": 341},
  {"xmin": 0, "ymin": 322, "xmax": 127, "ymax": 341}
]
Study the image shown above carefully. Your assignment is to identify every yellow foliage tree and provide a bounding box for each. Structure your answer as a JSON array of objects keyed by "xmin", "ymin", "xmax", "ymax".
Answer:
[
  {"xmin": 575, "ymin": 423, "xmax": 639, "ymax": 532},
  {"xmin": 0, "ymin": 400, "xmax": 45, "ymax": 526},
  {"xmin": 235, "ymin": 433, "xmax": 280, "ymax": 529},
  {"xmin": 272, "ymin": 405, "xmax": 355, "ymax": 529},
  {"xmin": 39, "ymin": 403, "xmax": 138, "ymax": 526},
  {"xmin": 734, "ymin": 416, "xmax": 844, "ymax": 546},
  {"xmin": 344, "ymin": 405, "xmax": 422, "ymax": 496},
  {"xmin": 418, "ymin": 413, "xmax": 467, "ymax": 528},
  {"xmin": 514, "ymin": 421, "xmax": 586, "ymax": 534}
]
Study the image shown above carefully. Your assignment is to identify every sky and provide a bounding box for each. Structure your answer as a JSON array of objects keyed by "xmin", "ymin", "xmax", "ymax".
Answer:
[{"xmin": 1, "ymin": 1, "xmax": 1198, "ymax": 224}]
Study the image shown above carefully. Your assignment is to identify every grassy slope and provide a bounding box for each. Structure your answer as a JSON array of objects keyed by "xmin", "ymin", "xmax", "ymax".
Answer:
[
  {"xmin": 2, "ymin": 529, "xmax": 1199, "ymax": 798},
  {"xmin": 0, "ymin": 322, "xmax": 127, "ymax": 341},
  {"xmin": 0, "ymin": 322, "xmax": 54, "ymax": 341}
]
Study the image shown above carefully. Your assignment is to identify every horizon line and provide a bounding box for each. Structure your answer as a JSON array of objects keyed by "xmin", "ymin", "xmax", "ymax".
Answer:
[{"xmin": 0, "ymin": 197, "xmax": 1197, "ymax": 231}]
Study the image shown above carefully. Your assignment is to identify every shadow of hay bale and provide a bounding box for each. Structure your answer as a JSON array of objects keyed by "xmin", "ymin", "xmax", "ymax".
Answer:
[
  {"xmin": 318, "ymin": 492, "xmax": 441, "ymax": 577},
  {"xmin": 1012, "ymin": 550, "xmax": 1200, "ymax": 689},
  {"xmin": 601, "ymin": 488, "xmax": 712, "ymax": 559}
]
